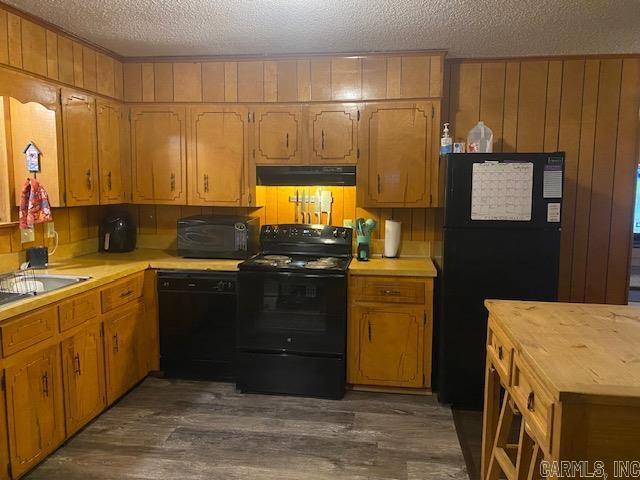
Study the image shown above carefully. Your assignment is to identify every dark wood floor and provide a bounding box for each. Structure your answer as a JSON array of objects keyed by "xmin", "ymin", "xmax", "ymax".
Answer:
[
  {"xmin": 26, "ymin": 378, "xmax": 468, "ymax": 480},
  {"xmin": 452, "ymin": 409, "xmax": 483, "ymax": 480}
]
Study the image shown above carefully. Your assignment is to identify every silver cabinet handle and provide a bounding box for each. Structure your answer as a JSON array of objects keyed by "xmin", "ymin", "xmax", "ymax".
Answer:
[
  {"xmin": 86, "ymin": 169, "xmax": 92, "ymax": 190},
  {"xmin": 285, "ymin": 132, "xmax": 289, "ymax": 148},
  {"xmin": 170, "ymin": 173, "xmax": 176, "ymax": 192},
  {"xmin": 321, "ymin": 129, "xmax": 325, "ymax": 150}
]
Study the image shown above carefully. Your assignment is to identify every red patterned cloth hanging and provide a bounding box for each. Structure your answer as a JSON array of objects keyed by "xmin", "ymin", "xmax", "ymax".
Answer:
[{"xmin": 19, "ymin": 178, "xmax": 53, "ymax": 229}]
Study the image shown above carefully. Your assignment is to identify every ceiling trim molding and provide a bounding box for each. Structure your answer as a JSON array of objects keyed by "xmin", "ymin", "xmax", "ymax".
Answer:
[
  {"xmin": 447, "ymin": 53, "xmax": 640, "ymax": 63},
  {"xmin": 121, "ymin": 49, "xmax": 448, "ymax": 64},
  {"xmin": 0, "ymin": 0, "xmax": 125, "ymax": 61}
]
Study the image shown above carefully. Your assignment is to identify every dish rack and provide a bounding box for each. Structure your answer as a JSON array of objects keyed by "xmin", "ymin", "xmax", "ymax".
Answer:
[{"xmin": 0, "ymin": 268, "xmax": 39, "ymax": 295}]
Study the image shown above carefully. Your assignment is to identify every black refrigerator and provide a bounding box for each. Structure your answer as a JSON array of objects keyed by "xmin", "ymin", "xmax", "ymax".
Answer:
[{"xmin": 436, "ymin": 152, "xmax": 564, "ymax": 409}]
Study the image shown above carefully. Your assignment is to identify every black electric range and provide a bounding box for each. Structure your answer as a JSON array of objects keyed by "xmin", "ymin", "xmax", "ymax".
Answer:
[{"xmin": 236, "ymin": 224, "xmax": 353, "ymax": 399}]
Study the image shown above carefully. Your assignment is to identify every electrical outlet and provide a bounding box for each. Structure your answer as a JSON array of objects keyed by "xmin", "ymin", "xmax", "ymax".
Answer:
[
  {"xmin": 21, "ymin": 227, "xmax": 35, "ymax": 244},
  {"xmin": 45, "ymin": 222, "xmax": 56, "ymax": 238}
]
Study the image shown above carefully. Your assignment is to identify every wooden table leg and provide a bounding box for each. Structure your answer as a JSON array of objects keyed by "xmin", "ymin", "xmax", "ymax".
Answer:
[
  {"xmin": 515, "ymin": 421, "xmax": 536, "ymax": 480},
  {"xmin": 486, "ymin": 392, "xmax": 517, "ymax": 480},
  {"xmin": 481, "ymin": 361, "xmax": 501, "ymax": 480}
]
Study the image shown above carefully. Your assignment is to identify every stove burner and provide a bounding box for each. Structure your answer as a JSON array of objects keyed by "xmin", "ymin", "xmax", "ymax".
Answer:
[
  {"xmin": 263, "ymin": 255, "xmax": 292, "ymax": 262},
  {"xmin": 317, "ymin": 257, "xmax": 339, "ymax": 264},
  {"xmin": 252, "ymin": 255, "xmax": 293, "ymax": 267},
  {"xmin": 305, "ymin": 257, "xmax": 340, "ymax": 269}
]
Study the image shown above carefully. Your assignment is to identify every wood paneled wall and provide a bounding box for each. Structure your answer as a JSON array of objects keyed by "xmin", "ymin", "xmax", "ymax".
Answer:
[
  {"xmin": 129, "ymin": 186, "xmax": 437, "ymax": 243},
  {"xmin": 445, "ymin": 57, "xmax": 640, "ymax": 304},
  {"xmin": 0, "ymin": 206, "xmax": 99, "ymax": 254},
  {"xmin": 122, "ymin": 53, "xmax": 444, "ymax": 103},
  {"xmin": 0, "ymin": 4, "xmax": 123, "ymax": 100}
]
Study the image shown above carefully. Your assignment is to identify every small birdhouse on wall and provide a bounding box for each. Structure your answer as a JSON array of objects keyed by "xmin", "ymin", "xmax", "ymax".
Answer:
[{"xmin": 23, "ymin": 141, "xmax": 41, "ymax": 174}]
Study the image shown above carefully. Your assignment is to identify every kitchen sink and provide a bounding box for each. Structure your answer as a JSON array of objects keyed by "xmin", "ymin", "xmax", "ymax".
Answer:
[
  {"xmin": 25, "ymin": 274, "xmax": 91, "ymax": 293},
  {"xmin": 0, "ymin": 273, "xmax": 91, "ymax": 306}
]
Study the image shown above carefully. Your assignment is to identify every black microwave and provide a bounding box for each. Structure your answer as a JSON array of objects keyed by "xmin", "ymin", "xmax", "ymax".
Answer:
[{"xmin": 177, "ymin": 215, "xmax": 260, "ymax": 259}]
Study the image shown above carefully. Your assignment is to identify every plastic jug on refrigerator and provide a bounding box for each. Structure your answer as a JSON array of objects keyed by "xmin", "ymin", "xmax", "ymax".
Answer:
[{"xmin": 467, "ymin": 121, "xmax": 493, "ymax": 153}]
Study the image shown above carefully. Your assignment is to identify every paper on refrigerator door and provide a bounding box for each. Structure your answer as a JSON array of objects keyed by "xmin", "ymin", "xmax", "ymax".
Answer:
[{"xmin": 471, "ymin": 162, "xmax": 533, "ymax": 221}]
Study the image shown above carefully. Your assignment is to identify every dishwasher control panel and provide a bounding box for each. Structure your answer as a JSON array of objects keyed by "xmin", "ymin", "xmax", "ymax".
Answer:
[{"xmin": 157, "ymin": 271, "xmax": 237, "ymax": 293}]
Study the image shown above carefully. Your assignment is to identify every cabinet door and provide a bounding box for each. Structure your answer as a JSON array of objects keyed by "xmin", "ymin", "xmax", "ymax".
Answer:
[
  {"xmin": 188, "ymin": 106, "xmax": 250, "ymax": 206},
  {"xmin": 253, "ymin": 106, "xmax": 303, "ymax": 164},
  {"xmin": 8, "ymin": 97, "xmax": 65, "ymax": 207},
  {"xmin": 61, "ymin": 323, "xmax": 106, "ymax": 435},
  {"xmin": 306, "ymin": 104, "xmax": 359, "ymax": 164},
  {"xmin": 104, "ymin": 302, "xmax": 146, "ymax": 404},
  {"xmin": 97, "ymin": 100, "xmax": 124, "ymax": 204},
  {"xmin": 349, "ymin": 305, "xmax": 425, "ymax": 388},
  {"xmin": 5, "ymin": 344, "xmax": 65, "ymax": 478},
  {"xmin": 0, "ymin": 373, "xmax": 10, "ymax": 480},
  {"xmin": 358, "ymin": 101, "xmax": 434, "ymax": 207},
  {"xmin": 131, "ymin": 106, "xmax": 186, "ymax": 204},
  {"xmin": 61, "ymin": 89, "xmax": 99, "ymax": 206}
]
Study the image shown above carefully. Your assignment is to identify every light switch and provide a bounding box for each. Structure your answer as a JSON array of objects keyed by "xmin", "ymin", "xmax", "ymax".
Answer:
[{"xmin": 21, "ymin": 227, "xmax": 35, "ymax": 243}]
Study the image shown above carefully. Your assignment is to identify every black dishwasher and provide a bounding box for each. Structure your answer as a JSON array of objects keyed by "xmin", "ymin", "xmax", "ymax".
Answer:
[{"xmin": 158, "ymin": 270, "xmax": 237, "ymax": 381}]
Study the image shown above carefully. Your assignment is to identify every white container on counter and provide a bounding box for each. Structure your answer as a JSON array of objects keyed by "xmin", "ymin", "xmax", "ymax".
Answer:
[{"xmin": 384, "ymin": 220, "xmax": 401, "ymax": 258}]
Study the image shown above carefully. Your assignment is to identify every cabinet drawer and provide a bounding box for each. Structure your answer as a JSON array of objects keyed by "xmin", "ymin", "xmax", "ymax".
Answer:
[
  {"xmin": 0, "ymin": 306, "xmax": 57, "ymax": 357},
  {"xmin": 511, "ymin": 357, "xmax": 554, "ymax": 452},
  {"xmin": 486, "ymin": 320, "xmax": 514, "ymax": 385},
  {"xmin": 58, "ymin": 290, "xmax": 100, "ymax": 331},
  {"xmin": 101, "ymin": 273, "xmax": 144, "ymax": 313},
  {"xmin": 350, "ymin": 276, "xmax": 426, "ymax": 304}
]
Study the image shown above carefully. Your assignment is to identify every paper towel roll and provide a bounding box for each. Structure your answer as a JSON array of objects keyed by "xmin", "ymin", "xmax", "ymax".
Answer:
[{"xmin": 384, "ymin": 220, "xmax": 401, "ymax": 258}]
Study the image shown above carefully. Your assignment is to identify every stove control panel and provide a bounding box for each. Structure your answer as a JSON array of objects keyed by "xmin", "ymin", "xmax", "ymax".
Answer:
[{"xmin": 261, "ymin": 224, "xmax": 352, "ymax": 244}]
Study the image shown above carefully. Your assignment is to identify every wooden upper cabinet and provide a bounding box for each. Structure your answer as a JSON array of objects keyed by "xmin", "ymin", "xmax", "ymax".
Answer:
[
  {"xmin": 187, "ymin": 106, "xmax": 253, "ymax": 207},
  {"xmin": 349, "ymin": 305, "xmax": 425, "ymax": 388},
  {"xmin": 130, "ymin": 106, "xmax": 187, "ymax": 204},
  {"xmin": 61, "ymin": 88, "xmax": 99, "ymax": 206},
  {"xmin": 305, "ymin": 104, "xmax": 359, "ymax": 164},
  {"xmin": 97, "ymin": 100, "xmax": 126, "ymax": 204},
  {"xmin": 61, "ymin": 323, "xmax": 106, "ymax": 436},
  {"xmin": 7, "ymin": 96, "xmax": 65, "ymax": 207},
  {"xmin": 358, "ymin": 101, "xmax": 435, "ymax": 207},
  {"xmin": 5, "ymin": 344, "xmax": 65, "ymax": 478},
  {"xmin": 253, "ymin": 106, "xmax": 303, "ymax": 164}
]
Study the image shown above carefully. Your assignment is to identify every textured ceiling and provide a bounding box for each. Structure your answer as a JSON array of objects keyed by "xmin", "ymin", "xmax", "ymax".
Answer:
[{"xmin": 5, "ymin": 0, "xmax": 640, "ymax": 58}]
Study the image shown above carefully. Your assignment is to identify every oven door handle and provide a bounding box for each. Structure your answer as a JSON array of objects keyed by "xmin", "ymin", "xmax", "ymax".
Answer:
[{"xmin": 240, "ymin": 271, "xmax": 345, "ymax": 280}]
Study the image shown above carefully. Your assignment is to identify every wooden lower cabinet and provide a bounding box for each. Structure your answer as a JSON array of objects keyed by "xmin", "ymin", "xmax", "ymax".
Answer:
[
  {"xmin": 4, "ymin": 344, "xmax": 65, "ymax": 478},
  {"xmin": 349, "ymin": 305, "xmax": 426, "ymax": 388},
  {"xmin": 104, "ymin": 301, "xmax": 147, "ymax": 404},
  {"xmin": 61, "ymin": 323, "xmax": 107, "ymax": 436},
  {"xmin": 348, "ymin": 275, "xmax": 434, "ymax": 391},
  {"xmin": 0, "ymin": 271, "xmax": 157, "ymax": 479},
  {"xmin": 0, "ymin": 373, "xmax": 11, "ymax": 480}
]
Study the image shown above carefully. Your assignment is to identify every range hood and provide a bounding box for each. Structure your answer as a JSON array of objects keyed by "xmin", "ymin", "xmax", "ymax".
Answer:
[{"xmin": 256, "ymin": 166, "xmax": 356, "ymax": 186}]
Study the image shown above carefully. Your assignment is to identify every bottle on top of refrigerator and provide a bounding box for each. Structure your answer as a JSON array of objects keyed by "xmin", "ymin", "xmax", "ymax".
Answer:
[
  {"xmin": 467, "ymin": 121, "xmax": 493, "ymax": 153},
  {"xmin": 440, "ymin": 123, "xmax": 453, "ymax": 155}
]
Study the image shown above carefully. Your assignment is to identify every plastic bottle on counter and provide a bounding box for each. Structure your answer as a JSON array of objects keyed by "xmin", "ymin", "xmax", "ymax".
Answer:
[
  {"xmin": 467, "ymin": 121, "xmax": 493, "ymax": 153},
  {"xmin": 440, "ymin": 123, "xmax": 453, "ymax": 155}
]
